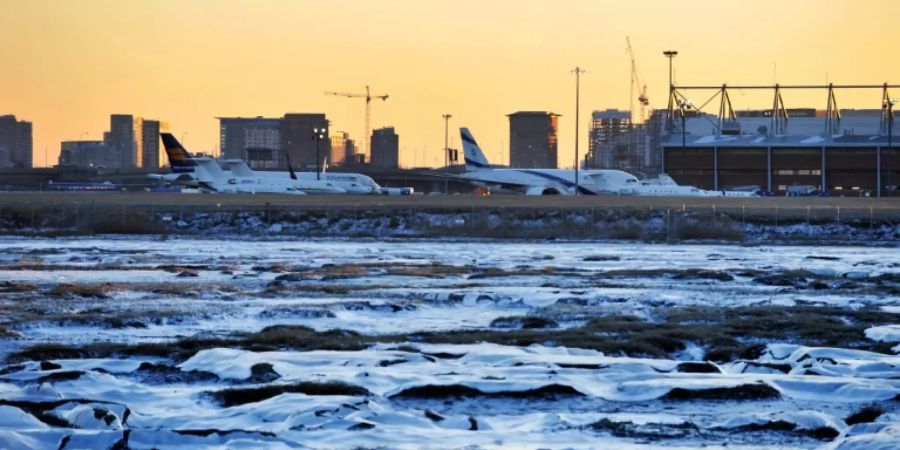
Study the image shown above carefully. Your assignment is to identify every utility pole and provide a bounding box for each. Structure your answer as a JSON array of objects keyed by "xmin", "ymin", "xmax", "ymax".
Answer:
[
  {"xmin": 572, "ymin": 67, "xmax": 586, "ymax": 194},
  {"xmin": 443, "ymin": 114, "xmax": 452, "ymax": 194}
]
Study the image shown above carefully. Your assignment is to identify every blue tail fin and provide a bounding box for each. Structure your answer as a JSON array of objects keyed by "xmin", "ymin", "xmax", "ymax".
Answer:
[
  {"xmin": 460, "ymin": 127, "xmax": 491, "ymax": 170},
  {"xmin": 160, "ymin": 133, "xmax": 196, "ymax": 173}
]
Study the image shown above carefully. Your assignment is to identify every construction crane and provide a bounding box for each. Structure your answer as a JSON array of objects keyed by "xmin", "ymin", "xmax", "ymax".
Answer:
[
  {"xmin": 324, "ymin": 86, "xmax": 389, "ymax": 158},
  {"xmin": 626, "ymin": 36, "xmax": 650, "ymax": 123}
]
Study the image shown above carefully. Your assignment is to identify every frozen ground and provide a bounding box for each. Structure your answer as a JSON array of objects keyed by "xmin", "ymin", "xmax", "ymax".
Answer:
[{"xmin": 0, "ymin": 236, "xmax": 898, "ymax": 449}]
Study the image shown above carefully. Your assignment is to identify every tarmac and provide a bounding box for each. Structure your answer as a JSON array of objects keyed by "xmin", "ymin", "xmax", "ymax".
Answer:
[{"xmin": 1, "ymin": 191, "xmax": 899, "ymax": 221}]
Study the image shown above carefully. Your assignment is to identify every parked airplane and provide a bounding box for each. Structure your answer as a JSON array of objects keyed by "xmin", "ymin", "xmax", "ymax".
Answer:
[
  {"xmin": 459, "ymin": 128, "xmax": 640, "ymax": 195},
  {"xmin": 255, "ymin": 155, "xmax": 381, "ymax": 194},
  {"xmin": 153, "ymin": 133, "xmax": 344, "ymax": 194},
  {"xmin": 460, "ymin": 128, "xmax": 755, "ymax": 197},
  {"xmin": 150, "ymin": 133, "xmax": 380, "ymax": 194}
]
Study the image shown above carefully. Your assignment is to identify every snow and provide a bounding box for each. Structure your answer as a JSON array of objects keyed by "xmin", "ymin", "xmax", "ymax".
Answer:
[
  {"xmin": 866, "ymin": 325, "xmax": 900, "ymax": 343},
  {"xmin": 0, "ymin": 236, "xmax": 897, "ymax": 448}
]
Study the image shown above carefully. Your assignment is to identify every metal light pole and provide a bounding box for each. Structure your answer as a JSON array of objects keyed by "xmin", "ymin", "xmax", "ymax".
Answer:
[
  {"xmin": 663, "ymin": 50, "xmax": 678, "ymax": 132},
  {"xmin": 313, "ymin": 126, "xmax": 327, "ymax": 180},
  {"xmin": 885, "ymin": 98, "xmax": 895, "ymax": 197},
  {"xmin": 679, "ymin": 99, "xmax": 692, "ymax": 149},
  {"xmin": 443, "ymin": 114, "xmax": 452, "ymax": 194},
  {"xmin": 663, "ymin": 50, "xmax": 677, "ymax": 89},
  {"xmin": 572, "ymin": 66, "xmax": 586, "ymax": 195}
]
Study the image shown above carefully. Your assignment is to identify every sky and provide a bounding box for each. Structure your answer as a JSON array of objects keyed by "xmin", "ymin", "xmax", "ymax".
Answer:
[{"xmin": 2, "ymin": 0, "xmax": 899, "ymax": 168}]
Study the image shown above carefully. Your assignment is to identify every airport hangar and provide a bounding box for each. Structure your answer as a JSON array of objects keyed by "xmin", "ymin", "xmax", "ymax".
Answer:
[
  {"xmin": 661, "ymin": 133, "xmax": 900, "ymax": 196},
  {"xmin": 661, "ymin": 83, "xmax": 899, "ymax": 196}
]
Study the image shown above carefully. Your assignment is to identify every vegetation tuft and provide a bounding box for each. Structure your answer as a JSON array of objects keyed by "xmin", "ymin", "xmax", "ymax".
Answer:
[{"xmin": 8, "ymin": 306, "xmax": 898, "ymax": 365}]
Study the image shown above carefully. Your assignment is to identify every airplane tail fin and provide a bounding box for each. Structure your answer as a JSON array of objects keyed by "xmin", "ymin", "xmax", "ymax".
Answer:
[
  {"xmin": 160, "ymin": 133, "xmax": 196, "ymax": 173},
  {"xmin": 193, "ymin": 158, "xmax": 228, "ymax": 184},
  {"xmin": 460, "ymin": 127, "xmax": 490, "ymax": 171},
  {"xmin": 222, "ymin": 159, "xmax": 255, "ymax": 178}
]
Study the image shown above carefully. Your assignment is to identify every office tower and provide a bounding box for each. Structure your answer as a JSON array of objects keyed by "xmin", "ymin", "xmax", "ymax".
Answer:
[
  {"xmin": 141, "ymin": 120, "xmax": 167, "ymax": 169},
  {"xmin": 370, "ymin": 127, "xmax": 399, "ymax": 168},
  {"xmin": 109, "ymin": 114, "xmax": 142, "ymax": 169},
  {"xmin": 281, "ymin": 113, "xmax": 331, "ymax": 170},
  {"xmin": 0, "ymin": 115, "xmax": 33, "ymax": 168}
]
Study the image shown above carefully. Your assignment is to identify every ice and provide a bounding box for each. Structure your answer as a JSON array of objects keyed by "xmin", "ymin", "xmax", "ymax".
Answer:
[{"xmin": 1, "ymin": 236, "xmax": 897, "ymax": 448}]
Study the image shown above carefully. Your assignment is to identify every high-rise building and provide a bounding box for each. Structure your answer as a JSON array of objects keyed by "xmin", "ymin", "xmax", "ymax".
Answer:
[
  {"xmin": 218, "ymin": 117, "xmax": 283, "ymax": 169},
  {"xmin": 508, "ymin": 111, "xmax": 559, "ymax": 168},
  {"xmin": 328, "ymin": 131, "xmax": 356, "ymax": 166},
  {"xmin": 586, "ymin": 109, "xmax": 633, "ymax": 169},
  {"xmin": 370, "ymin": 127, "xmax": 399, "ymax": 168},
  {"xmin": 141, "ymin": 120, "xmax": 167, "ymax": 169},
  {"xmin": 109, "ymin": 114, "xmax": 142, "ymax": 169},
  {"xmin": 282, "ymin": 113, "xmax": 330, "ymax": 171},
  {"xmin": 0, "ymin": 115, "xmax": 33, "ymax": 168}
]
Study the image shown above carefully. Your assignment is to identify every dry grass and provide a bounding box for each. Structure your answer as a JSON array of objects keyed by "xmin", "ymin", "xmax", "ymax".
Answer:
[{"xmin": 11, "ymin": 305, "xmax": 897, "ymax": 365}]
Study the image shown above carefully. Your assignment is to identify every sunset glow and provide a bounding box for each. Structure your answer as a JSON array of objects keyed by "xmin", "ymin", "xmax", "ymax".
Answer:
[{"xmin": 2, "ymin": 0, "xmax": 899, "ymax": 167}]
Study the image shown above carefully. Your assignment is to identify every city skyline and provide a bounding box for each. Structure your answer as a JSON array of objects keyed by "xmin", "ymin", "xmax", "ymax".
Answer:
[{"xmin": 2, "ymin": 0, "xmax": 900, "ymax": 168}]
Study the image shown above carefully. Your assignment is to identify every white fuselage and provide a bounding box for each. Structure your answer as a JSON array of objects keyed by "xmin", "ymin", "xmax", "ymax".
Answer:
[
  {"xmin": 213, "ymin": 176, "xmax": 344, "ymax": 195},
  {"xmin": 463, "ymin": 167, "xmax": 642, "ymax": 195},
  {"xmin": 226, "ymin": 170, "xmax": 380, "ymax": 194}
]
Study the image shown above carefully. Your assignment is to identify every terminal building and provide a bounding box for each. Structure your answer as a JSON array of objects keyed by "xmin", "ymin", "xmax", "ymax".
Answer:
[
  {"xmin": 508, "ymin": 111, "xmax": 559, "ymax": 168},
  {"xmin": 59, "ymin": 141, "xmax": 114, "ymax": 168},
  {"xmin": 0, "ymin": 115, "xmax": 33, "ymax": 168}
]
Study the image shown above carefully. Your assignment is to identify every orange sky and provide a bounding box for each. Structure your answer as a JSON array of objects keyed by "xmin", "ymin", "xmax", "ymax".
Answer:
[{"xmin": 2, "ymin": 0, "xmax": 899, "ymax": 168}]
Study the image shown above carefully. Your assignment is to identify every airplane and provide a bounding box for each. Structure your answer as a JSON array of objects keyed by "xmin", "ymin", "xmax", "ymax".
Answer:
[
  {"xmin": 459, "ymin": 128, "xmax": 755, "ymax": 197},
  {"xmin": 153, "ymin": 133, "xmax": 345, "ymax": 194},
  {"xmin": 151, "ymin": 133, "xmax": 380, "ymax": 194},
  {"xmin": 459, "ymin": 127, "xmax": 642, "ymax": 195}
]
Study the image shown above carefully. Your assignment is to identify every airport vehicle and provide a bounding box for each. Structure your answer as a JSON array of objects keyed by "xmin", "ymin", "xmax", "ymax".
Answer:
[
  {"xmin": 48, "ymin": 181, "xmax": 117, "ymax": 191},
  {"xmin": 378, "ymin": 187, "xmax": 415, "ymax": 195},
  {"xmin": 154, "ymin": 133, "xmax": 343, "ymax": 194}
]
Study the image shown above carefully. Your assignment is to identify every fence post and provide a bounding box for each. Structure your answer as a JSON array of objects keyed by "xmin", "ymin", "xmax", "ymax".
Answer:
[
  {"xmin": 836, "ymin": 206, "xmax": 841, "ymax": 224},
  {"xmin": 774, "ymin": 206, "xmax": 778, "ymax": 227},
  {"xmin": 665, "ymin": 208, "xmax": 671, "ymax": 243},
  {"xmin": 870, "ymin": 207, "xmax": 874, "ymax": 230}
]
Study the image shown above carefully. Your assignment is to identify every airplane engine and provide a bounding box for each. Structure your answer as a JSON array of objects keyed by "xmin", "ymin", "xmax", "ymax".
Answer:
[{"xmin": 526, "ymin": 186, "xmax": 561, "ymax": 196}]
